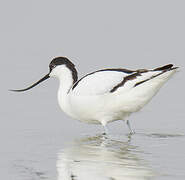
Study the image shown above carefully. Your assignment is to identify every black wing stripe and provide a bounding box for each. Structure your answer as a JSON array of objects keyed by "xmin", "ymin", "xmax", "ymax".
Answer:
[
  {"xmin": 97, "ymin": 68, "xmax": 134, "ymax": 74},
  {"xmin": 135, "ymin": 66, "xmax": 178, "ymax": 87},
  {"xmin": 110, "ymin": 72, "xmax": 141, "ymax": 92},
  {"xmin": 111, "ymin": 65, "xmax": 177, "ymax": 92},
  {"xmin": 134, "ymin": 71, "xmax": 167, "ymax": 87},
  {"xmin": 110, "ymin": 69, "xmax": 150, "ymax": 93}
]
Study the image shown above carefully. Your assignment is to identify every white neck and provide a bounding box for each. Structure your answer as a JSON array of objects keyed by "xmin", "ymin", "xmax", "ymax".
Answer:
[
  {"xmin": 55, "ymin": 66, "xmax": 74, "ymax": 96},
  {"xmin": 50, "ymin": 65, "xmax": 77, "ymax": 117}
]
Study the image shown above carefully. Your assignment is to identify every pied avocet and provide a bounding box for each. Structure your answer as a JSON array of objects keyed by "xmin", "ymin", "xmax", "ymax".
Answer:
[{"xmin": 11, "ymin": 57, "xmax": 178, "ymax": 134}]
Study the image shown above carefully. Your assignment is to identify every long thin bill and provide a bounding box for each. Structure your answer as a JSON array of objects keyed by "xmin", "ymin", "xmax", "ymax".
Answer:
[{"xmin": 10, "ymin": 73, "xmax": 50, "ymax": 92}]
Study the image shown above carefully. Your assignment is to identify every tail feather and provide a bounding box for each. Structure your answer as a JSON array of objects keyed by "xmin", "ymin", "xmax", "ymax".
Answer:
[{"xmin": 154, "ymin": 64, "xmax": 173, "ymax": 71}]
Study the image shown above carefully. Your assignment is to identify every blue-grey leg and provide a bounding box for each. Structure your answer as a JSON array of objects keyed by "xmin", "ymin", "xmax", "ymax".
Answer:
[{"xmin": 126, "ymin": 120, "xmax": 135, "ymax": 134}]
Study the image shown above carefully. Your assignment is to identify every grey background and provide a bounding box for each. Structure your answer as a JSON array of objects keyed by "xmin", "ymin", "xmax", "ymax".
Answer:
[{"xmin": 0, "ymin": 0, "xmax": 185, "ymax": 179}]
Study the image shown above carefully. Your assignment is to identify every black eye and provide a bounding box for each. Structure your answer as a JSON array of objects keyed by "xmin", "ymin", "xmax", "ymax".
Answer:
[{"xmin": 49, "ymin": 64, "xmax": 56, "ymax": 71}]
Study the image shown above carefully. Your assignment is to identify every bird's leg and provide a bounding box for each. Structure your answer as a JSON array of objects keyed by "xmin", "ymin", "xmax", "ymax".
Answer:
[
  {"xmin": 101, "ymin": 120, "xmax": 109, "ymax": 135},
  {"xmin": 126, "ymin": 120, "xmax": 135, "ymax": 135},
  {"xmin": 102, "ymin": 125, "xmax": 109, "ymax": 135}
]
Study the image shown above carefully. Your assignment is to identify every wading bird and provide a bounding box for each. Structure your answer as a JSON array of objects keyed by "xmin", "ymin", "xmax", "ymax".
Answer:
[{"xmin": 11, "ymin": 57, "xmax": 178, "ymax": 134}]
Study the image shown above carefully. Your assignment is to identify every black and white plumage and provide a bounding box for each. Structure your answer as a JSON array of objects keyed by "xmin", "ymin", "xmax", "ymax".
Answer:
[{"xmin": 11, "ymin": 57, "xmax": 178, "ymax": 134}]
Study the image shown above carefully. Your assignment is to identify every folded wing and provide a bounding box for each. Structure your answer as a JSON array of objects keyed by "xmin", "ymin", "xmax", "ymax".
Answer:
[{"xmin": 71, "ymin": 65, "xmax": 177, "ymax": 96}]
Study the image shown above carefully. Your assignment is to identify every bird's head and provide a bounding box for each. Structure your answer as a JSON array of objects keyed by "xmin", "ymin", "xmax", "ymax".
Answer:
[{"xmin": 10, "ymin": 57, "xmax": 77, "ymax": 92}]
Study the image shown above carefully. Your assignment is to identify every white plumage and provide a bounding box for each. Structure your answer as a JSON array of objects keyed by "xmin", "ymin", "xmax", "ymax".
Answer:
[
  {"xmin": 72, "ymin": 71, "xmax": 127, "ymax": 95},
  {"xmin": 12, "ymin": 57, "xmax": 178, "ymax": 134},
  {"xmin": 72, "ymin": 70, "xmax": 166, "ymax": 95}
]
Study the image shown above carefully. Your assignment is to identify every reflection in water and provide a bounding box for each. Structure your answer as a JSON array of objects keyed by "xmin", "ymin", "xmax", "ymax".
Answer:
[
  {"xmin": 13, "ymin": 160, "xmax": 48, "ymax": 180},
  {"xmin": 139, "ymin": 132, "xmax": 184, "ymax": 139},
  {"xmin": 57, "ymin": 135, "xmax": 155, "ymax": 180}
]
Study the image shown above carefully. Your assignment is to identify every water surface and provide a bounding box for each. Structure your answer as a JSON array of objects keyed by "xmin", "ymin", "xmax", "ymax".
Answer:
[{"xmin": 3, "ymin": 128, "xmax": 184, "ymax": 180}]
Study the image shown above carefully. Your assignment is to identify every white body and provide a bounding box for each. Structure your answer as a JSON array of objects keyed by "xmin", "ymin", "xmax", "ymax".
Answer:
[{"xmin": 50, "ymin": 64, "xmax": 177, "ymax": 126}]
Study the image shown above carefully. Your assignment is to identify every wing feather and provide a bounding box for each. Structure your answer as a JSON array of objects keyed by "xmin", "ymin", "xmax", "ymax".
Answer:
[
  {"xmin": 71, "ymin": 69, "xmax": 135, "ymax": 95},
  {"xmin": 71, "ymin": 65, "xmax": 175, "ymax": 96}
]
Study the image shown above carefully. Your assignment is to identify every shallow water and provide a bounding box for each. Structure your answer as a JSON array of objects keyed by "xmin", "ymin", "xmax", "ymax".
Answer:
[{"xmin": 2, "ymin": 127, "xmax": 184, "ymax": 180}]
